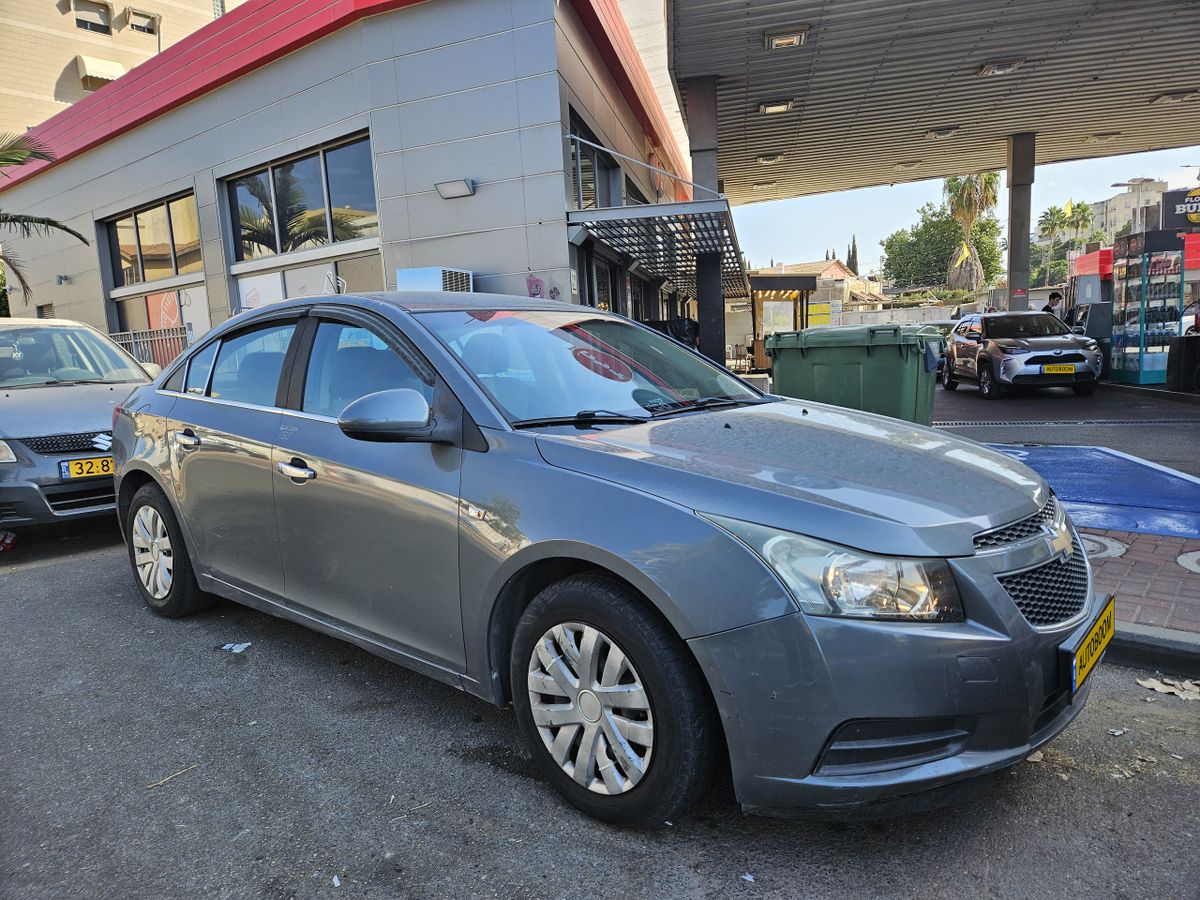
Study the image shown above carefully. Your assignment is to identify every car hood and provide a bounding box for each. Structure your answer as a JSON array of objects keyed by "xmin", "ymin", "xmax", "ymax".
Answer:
[
  {"xmin": 0, "ymin": 382, "xmax": 140, "ymax": 439},
  {"xmin": 535, "ymin": 399, "xmax": 1049, "ymax": 558}
]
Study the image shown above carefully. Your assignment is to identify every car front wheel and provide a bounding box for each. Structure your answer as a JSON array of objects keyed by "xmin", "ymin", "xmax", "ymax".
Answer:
[
  {"xmin": 510, "ymin": 573, "xmax": 717, "ymax": 826},
  {"xmin": 979, "ymin": 365, "xmax": 1005, "ymax": 400}
]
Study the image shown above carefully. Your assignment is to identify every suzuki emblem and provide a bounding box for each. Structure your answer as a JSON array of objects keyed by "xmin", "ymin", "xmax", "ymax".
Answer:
[{"xmin": 92, "ymin": 433, "xmax": 113, "ymax": 451}]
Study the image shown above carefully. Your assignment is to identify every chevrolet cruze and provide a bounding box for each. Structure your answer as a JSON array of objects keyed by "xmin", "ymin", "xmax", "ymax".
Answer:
[{"xmin": 112, "ymin": 293, "xmax": 1113, "ymax": 825}]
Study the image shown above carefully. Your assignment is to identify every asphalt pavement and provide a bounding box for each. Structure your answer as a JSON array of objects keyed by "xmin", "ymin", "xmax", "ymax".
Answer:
[
  {"xmin": 933, "ymin": 383, "xmax": 1200, "ymax": 477},
  {"xmin": 3, "ymin": 525, "xmax": 1199, "ymax": 899}
]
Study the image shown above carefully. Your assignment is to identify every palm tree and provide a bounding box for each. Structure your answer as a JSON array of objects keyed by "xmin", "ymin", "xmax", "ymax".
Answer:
[
  {"xmin": 237, "ymin": 168, "xmax": 363, "ymax": 257},
  {"xmin": 0, "ymin": 133, "xmax": 90, "ymax": 307},
  {"xmin": 1037, "ymin": 205, "xmax": 1068, "ymax": 286},
  {"xmin": 1066, "ymin": 201, "xmax": 1094, "ymax": 251},
  {"xmin": 944, "ymin": 172, "xmax": 999, "ymax": 291}
]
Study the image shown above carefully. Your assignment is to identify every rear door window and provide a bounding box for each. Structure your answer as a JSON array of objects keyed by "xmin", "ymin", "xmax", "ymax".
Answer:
[{"xmin": 208, "ymin": 322, "xmax": 297, "ymax": 406}]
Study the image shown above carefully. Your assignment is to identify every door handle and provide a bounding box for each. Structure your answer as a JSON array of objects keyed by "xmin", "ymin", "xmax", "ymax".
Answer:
[
  {"xmin": 277, "ymin": 460, "xmax": 316, "ymax": 481},
  {"xmin": 173, "ymin": 429, "xmax": 200, "ymax": 450}
]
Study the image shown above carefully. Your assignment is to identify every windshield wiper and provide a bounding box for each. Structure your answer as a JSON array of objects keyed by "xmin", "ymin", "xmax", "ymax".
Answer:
[
  {"xmin": 650, "ymin": 395, "xmax": 774, "ymax": 416},
  {"xmin": 513, "ymin": 409, "xmax": 650, "ymax": 429}
]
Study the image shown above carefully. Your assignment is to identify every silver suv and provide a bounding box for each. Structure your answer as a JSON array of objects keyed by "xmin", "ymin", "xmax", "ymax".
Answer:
[
  {"xmin": 112, "ymin": 293, "xmax": 1112, "ymax": 825},
  {"xmin": 942, "ymin": 312, "xmax": 1103, "ymax": 399}
]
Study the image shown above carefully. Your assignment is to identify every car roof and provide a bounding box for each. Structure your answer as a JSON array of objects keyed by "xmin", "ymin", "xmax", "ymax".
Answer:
[
  {"xmin": 346, "ymin": 291, "xmax": 593, "ymax": 314},
  {"xmin": 979, "ymin": 310, "xmax": 1051, "ymax": 318},
  {"xmin": 0, "ymin": 317, "xmax": 90, "ymax": 327}
]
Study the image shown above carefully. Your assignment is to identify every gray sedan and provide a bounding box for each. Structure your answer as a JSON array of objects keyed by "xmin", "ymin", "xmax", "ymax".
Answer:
[
  {"xmin": 112, "ymin": 293, "xmax": 1112, "ymax": 825},
  {"xmin": 1, "ymin": 318, "xmax": 158, "ymax": 529}
]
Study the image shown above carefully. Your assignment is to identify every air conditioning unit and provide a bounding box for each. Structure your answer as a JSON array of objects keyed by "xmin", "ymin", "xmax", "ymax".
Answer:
[{"xmin": 395, "ymin": 266, "xmax": 474, "ymax": 293}]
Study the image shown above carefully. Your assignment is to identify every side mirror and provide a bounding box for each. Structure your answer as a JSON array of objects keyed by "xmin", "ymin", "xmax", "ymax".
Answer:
[
  {"xmin": 1072, "ymin": 326, "xmax": 1085, "ymax": 335},
  {"xmin": 338, "ymin": 388, "xmax": 434, "ymax": 442},
  {"xmin": 967, "ymin": 333, "xmax": 981, "ymax": 342},
  {"xmin": 142, "ymin": 362, "xmax": 163, "ymax": 378}
]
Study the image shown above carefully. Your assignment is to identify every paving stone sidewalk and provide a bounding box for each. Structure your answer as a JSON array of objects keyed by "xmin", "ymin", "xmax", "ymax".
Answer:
[{"xmin": 1081, "ymin": 529, "xmax": 1200, "ymax": 636}]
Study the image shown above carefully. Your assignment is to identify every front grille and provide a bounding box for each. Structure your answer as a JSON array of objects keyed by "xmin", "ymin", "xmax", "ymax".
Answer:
[
  {"xmin": 43, "ymin": 483, "xmax": 116, "ymax": 512},
  {"xmin": 974, "ymin": 496, "xmax": 1059, "ymax": 550},
  {"xmin": 1026, "ymin": 353, "xmax": 1085, "ymax": 365},
  {"xmin": 20, "ymin": 432, "xmax": 112, "ymax": 455},
  {"xmin": 997, "ymin": 536, "xmax": 1089, "ymax": 626}
]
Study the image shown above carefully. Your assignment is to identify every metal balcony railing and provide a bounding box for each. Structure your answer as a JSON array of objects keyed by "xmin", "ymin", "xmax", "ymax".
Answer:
[{"xmin": 110, "ymin": 326, "xmax": 189, "ymax": 368}]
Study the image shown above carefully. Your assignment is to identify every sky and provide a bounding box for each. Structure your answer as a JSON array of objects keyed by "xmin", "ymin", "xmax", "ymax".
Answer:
[{"xmin": 731, "ymin": 146, "xmax": 1200, "ymax": 277}]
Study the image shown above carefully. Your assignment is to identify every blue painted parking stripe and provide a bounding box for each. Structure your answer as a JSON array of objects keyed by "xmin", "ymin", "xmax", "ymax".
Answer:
[{"xmin": 989, "ymin": 444, "xmax": 1200, "ymax": 539}]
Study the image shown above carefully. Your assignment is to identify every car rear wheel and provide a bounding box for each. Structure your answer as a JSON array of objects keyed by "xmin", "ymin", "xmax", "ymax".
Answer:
[
  {"xmin": 979, "ymin": 365, "xmax": 1004, "ymax": 400},
  {"xmin": 941, "ymin": 359, "xmax": 958, "ymax": 390},
  {"xmin": 510, "ymin": 573, "xmax": 717, "ymax": 826},
  {"xmin": 125, "ymin": 483, "xmax": 214, "ymax": 618}
]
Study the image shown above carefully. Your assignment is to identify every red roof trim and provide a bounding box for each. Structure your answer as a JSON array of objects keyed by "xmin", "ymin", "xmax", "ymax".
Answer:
[
  {"xmin": 569, "ymin": 0, "xmax": 691, "ymax": 200},
  {"xmin": 1, "ymin": 0, "xmax": 424, "ymax": 193}
]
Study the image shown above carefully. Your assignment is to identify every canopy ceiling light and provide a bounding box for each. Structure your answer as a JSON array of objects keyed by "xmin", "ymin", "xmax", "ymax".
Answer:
[
  {"xmin": 435, "ymin": 178, "xmax": 476, "ymax": 199},
  {"xmin": 756, "ymin": 154, "xmax": 782, "ymax": 165},
  {"xmin": 1150, "ymin": 91, "xmax": 1196, "ymax": 105},
  {"xmin": 763, "ymin": 27, "xmax": 808, "ymax": 51},
  {"xmin": 758, "ymin": 99, "xmax": 794, "ymax": 115},
  {"xmin": 892, "ymin": 160, "xmax": 922, "ymax": 171},
  {"xmin": 978, "ymin": 59, "xmax": 1024, "ymax": 77},
  {"xmin": 752, "ymin": 182, "xmax": 777, "ymax": 191},
  {"xmin": 1082, "ymin": 132, "xmax": 1121, "ymax": 145},
  {"xmin": 924, "ymin": 126, "xmax": 961, "ymax": 140}
]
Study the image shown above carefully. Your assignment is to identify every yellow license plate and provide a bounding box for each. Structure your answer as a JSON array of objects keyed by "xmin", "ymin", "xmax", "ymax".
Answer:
[
  {"xmin": 1042, "ymin": 364, "xmax": 1075, "ymax": 374},
  {"xmin": 58, "ymin": 456, "xmax": 114, "ymax": 479},
  {"xmin": 1068, "ymin": 595, "xmax": 1115, "ymax": 695}
]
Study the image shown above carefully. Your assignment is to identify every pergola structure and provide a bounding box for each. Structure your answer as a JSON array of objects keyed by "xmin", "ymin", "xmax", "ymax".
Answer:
[{"xmin": 665, "ymin": 0, "xmax": 1200, "ymax": 358}]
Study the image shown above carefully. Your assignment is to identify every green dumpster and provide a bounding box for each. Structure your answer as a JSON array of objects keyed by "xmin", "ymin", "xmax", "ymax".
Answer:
[{"xmin": 765, "ymin": 324, "xmax": 944, "ymax": 425}]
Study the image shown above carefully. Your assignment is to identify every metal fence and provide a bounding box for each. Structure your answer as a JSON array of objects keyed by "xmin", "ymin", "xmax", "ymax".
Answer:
[{"xmin": 110, "ymin": 326, "xmax": 189, "ymax": 368}]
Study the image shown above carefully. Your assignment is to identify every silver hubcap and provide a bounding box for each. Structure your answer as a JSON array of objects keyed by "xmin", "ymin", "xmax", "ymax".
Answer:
[
  {"xmin": 527, "ymin": 623, "xmax": 654, "ymax": 795},
  {"xmin": 981, "ymin": 370, "xmax": 992, "ymax": 393},
  {"xmin": 132, "ymin": 505, "xmax": 173, "ymax": 600}
]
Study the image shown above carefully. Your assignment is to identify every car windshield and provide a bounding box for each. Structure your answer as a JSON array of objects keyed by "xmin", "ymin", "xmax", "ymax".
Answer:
[
  {"xmin": 984, "ymin": 314, "xmax": 1070, "ymax": 339},
  {"xmin": 419, "ymin": 309, "xmax": 764, "ymax": 423},
  {"xmin": 0, "ymin": 324, "xmax": 150, "ymax": 389}
]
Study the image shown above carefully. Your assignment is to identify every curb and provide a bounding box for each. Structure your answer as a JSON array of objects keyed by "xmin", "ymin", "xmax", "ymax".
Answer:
[
  {"xmin": 1109, "ymin": 621, "xmax": 1200, "ymax": 677},
  {"xmin": 1099, "ymin": 381, "xmax": 1200, "ymax": 407}
]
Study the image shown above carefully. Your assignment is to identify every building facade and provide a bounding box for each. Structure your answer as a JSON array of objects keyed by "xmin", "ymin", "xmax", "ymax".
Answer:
[
  {"xmin": 0, "ymin": 0, "xmax": 745, "ymax": 348},
  {"xmin": 0, "ymin": 0, "xmax": 247, "ymax": 133},
  {"xmin": 1088, "ymin": 179, "xmax": 1168, "ymax": 243}
]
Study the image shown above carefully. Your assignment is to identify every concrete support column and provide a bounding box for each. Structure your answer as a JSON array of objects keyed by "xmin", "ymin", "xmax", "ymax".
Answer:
[
  {"xmin": 684, "ymin": 76, "xmax": 725, "ymax": 362},
  {"xmin": 1006, "ymin": 132, "xmax": 1036, "ymax": 310}
]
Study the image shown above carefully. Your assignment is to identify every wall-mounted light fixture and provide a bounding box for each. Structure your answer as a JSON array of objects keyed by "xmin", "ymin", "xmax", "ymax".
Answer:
[
  {"xmin": 55, "ymin": 274, "xmax": 71, "ymax": 285},
  {"xmin": 763, "ymin": 27, "xmax": 808, "ymax": 51},
  {"xmin": 435, "ymin": 178, "xmax": 476, "ymax": 199},
  {"xmin": 758, "ymin": 99, "xmax": 794, "ymax": 115}
]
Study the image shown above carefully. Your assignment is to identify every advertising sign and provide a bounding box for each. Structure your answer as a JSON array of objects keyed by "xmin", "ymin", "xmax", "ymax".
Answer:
[{"xmin": 1162, "ymin": 187, "xmax": 1200, "ymax": 231}]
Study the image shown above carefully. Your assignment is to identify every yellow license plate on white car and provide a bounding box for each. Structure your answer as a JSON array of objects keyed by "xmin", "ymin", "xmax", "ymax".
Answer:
[
  {"xmin": 1042, "ymin": 364, "xmax": 1075, "ymax": 374},
  {"xmin": 1064, "ymin": 595, "xmax": 1115, "ymax": 696},
  {"xmin": 59, "ymin": 456, "xmax": 114, "ymax": 479}
]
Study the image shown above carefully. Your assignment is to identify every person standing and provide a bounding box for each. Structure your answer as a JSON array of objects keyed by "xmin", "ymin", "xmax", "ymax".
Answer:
[{"xmin": 1042, "ymin": 291, "xmax": 1063, "ymax": 318}]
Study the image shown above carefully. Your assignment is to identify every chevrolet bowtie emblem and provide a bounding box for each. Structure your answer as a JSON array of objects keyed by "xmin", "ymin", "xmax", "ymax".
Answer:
[
  {"xmin": 1047, "ymin": 520, "xmax": 1072, "ymax": 560},
  {"xmin": 92, "ymin": 433, "xmax": 113, "ymax": 451}
]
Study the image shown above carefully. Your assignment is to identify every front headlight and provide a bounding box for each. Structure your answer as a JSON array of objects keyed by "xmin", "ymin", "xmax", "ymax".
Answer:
[
  {"xmin": 706, "ymin": 515, "xmax": 964, "ymax": 622},
  {"xmin": 0, "ymin": 440, "xmax": 15, "ymax": 463},
  {"xmin": 1000, "ymin": 346, "xmax": 1030, "ymax": 355},
  {"xmin": 1084, "ymin": 340, "xmax": 1099, "ymax": 351}
]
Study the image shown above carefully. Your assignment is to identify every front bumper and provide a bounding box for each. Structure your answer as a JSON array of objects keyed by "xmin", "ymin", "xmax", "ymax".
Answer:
[
  {"xmin": 688, "ymin": 535, "xmax": 1103, "ymax": 815},
  {"xmin": 995, "ymin": 354, "xmax": 1102, "ymax": 386},
  {"xmin": 0, "ymin": 459, "xmax": 116, "ymax": 527}
]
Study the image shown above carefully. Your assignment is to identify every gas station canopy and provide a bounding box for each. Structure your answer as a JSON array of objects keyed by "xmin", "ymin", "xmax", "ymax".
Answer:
[{"xmin": 669, "ymin": 0, "xmax": 1200, "ymax": 205}]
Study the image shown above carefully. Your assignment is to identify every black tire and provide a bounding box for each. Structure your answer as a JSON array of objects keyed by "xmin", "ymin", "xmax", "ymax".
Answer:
[
  {"xmin": 1072, "ymin": 381, "xmax": 1098, "ymax": 396},
  {"xmin": 940, "ymin": 359, "xmax": 958, "ymax": 391},
  {"xmin": 978, "ymin": 364, "xmax": 1005, "ymax": 400},
  {"xmin": 124, "ymin": 482, "xmax": 214, "ymax": 618},
  {"xmin": 510, "ymin": 573, "xmax": 717, "ymax": 826}
]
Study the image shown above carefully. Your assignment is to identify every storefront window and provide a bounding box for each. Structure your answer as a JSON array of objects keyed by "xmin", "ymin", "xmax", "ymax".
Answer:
[
  {"xmin": 325, "ymin": 139, "xmax": 379, "ymax": 241},
  {"xmin": 227, "ymin": 135, "xmax": 378, "ymax": 262},
  {"xmin": 135, "ymin": 204, "xmax": 173, "ymax": 282},
  {"xmin": 273, "ymin": 153, "xmax": 328, "ymax": 252},
  {"xmin": 231, "ymin": 170, "xmax": 277, "ymax": 261},
  {"xmin": 169, "ymin": 195, "xmax": 203, "ymax": 275},
  {"xmin": 108, "ymin": 194, "xmax": 203, "ymax": 288},
  {"xmin": 111, "ymin": 215, "xmax": 141, "ymax": 287}
]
